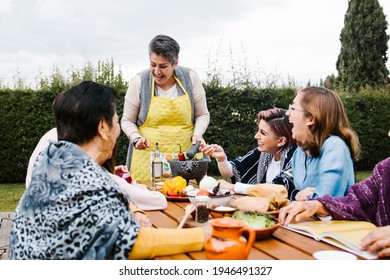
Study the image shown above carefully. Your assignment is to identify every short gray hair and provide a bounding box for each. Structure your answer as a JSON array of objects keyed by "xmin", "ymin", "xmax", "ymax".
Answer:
[{"xmin": 148, "ymin": 34, "xmax": 180, "ymax": 64}]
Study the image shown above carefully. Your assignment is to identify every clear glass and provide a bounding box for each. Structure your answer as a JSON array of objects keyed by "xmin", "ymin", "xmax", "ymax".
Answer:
[{"xmin": 194, "ymin": 196, "xmax": 211, "ymax": 223}]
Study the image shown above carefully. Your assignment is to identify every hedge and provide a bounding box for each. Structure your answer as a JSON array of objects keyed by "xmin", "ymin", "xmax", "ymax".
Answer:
[{"xmin": 0, "ymin": 86, "xmax": 389, "ymax": 183}]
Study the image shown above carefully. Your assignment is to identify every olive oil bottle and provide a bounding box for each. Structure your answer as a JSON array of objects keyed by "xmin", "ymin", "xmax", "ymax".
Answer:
[{"xmin": 152, "ymin": 143, "xmax": 163, "ymax": 188}]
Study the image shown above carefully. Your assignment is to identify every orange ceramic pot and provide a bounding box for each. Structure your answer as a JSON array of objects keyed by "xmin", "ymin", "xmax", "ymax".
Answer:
[{"xmin": 205, "ymin": 218, "xmax": 256, "ymax": 260}]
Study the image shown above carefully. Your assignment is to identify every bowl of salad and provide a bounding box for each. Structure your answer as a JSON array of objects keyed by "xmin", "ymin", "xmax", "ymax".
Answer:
[{"xmin": 231, "ymin": 211, "xmax": 280, "ymax": 240}]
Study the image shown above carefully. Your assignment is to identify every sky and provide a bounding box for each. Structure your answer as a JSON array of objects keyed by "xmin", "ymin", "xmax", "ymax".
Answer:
[{"xmin": 1, "ymin": 0, "xmax": 390, "ymax": 88}]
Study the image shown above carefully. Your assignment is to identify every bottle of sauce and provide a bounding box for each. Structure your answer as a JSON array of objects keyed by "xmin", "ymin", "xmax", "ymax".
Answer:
[{"xmin": 152, "ymin": 143, "xmax": 163, "ymax": 188}]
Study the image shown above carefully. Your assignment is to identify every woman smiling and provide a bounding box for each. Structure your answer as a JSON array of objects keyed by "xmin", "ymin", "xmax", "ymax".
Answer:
[{"xmin": 286, "ymin": 86, "xmax": 360, "ymax": 200}]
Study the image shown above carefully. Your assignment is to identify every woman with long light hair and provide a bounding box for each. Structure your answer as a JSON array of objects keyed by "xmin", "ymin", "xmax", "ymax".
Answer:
[{"xmin": 286, "ymin": 86, "xmax": 360, "ymax": 200}]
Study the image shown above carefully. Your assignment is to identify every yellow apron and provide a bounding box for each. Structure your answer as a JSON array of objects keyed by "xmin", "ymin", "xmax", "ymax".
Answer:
[{"xmin": 131, "ymin": 75, "xmax": 194, "ymax": 182}]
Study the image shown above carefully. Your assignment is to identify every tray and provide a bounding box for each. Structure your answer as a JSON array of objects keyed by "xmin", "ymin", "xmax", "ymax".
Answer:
[
  {"xmin": 158, "ymin": 189, "xmax": 190, "ymax": 201},
  {"xmin": 164, "ymin": 195, "xmax": 190, "ymax": 202}
]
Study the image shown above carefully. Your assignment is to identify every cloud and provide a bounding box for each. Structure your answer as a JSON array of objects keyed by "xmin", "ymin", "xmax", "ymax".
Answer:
[{"xmin": 0, "ymin": 0, "xmax": 389, "ymax": 87}]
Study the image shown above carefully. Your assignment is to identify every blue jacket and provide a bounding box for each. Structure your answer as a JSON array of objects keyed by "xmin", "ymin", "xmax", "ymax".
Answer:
[{"xmin": 292, "ymin": 135, "xmax": 355, "ymax": 198}]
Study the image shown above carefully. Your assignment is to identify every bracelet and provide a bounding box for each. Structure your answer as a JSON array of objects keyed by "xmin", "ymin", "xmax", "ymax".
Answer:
[{"xmin": 133, "ymin": 137, "xmax": 141, "ymax": 147}]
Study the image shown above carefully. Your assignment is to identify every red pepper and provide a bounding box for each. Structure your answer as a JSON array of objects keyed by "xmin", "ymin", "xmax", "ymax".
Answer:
[
  {"xmin": 178, "ymin": 153, "xmax": 185, "ymax": 161},
  {"xmin": 169, "ymin": 193, "xmax": 179, "ymax": 197},
  {"xmin": 177, "ymin": 144, "xmax": 186, "ymax": 161}
]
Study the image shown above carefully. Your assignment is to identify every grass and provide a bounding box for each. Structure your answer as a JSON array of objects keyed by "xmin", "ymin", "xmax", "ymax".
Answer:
[
  {"xmin": 0, "ymin": 171, "xmax": 372, "ymax": 212},
  {"xmin": 0, "ymin": 183, "xmax": 25, "ymax": 212}
]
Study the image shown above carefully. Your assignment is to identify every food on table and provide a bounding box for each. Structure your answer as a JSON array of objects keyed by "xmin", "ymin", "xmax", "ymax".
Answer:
[
  {"xmin": 232, "ymin": 211, "xmax": 276, "ymax": 229},
  {"xmin": 161, "ymin": 175, "xmax": 187, "ymax": 196},
  {"xmin": 196, "ymin": 189, "xmax": 211, "ymax": 196},
  {"xmin": 213, "ymin": 206, "xmax": 236, "ymax": 212},
  {"xmin": 177, "ymin": 144, "xmax": 185, "ymax": 161},
  {"xmin": 230, "ymin": 196, "xmax": 271, "ymax": 213},
  {"xmin": 199, "ymin": 175, "xmax": 218, "ymax": 190}
]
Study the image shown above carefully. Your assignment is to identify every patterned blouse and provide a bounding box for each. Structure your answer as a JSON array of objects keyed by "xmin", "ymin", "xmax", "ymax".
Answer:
[
  {"xmin": 230, "ymin": 144, "xmax": 297, "ymax": 200},
  {"xmin": 9, "ymin": 141, "xmax": 140, "ymax": 259},
  {"xmin": 317, "ymin": 157, "xmax": 390, "ymax": 227}
]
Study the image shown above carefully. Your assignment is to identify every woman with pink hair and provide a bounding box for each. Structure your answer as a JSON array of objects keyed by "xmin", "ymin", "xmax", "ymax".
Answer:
[{"xmin": 201, "ymin": 107, "xmax": 297, "ymax": 200}]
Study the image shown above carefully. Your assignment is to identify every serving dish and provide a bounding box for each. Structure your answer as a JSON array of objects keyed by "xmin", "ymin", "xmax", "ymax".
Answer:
[
  {"xmin": 187, "ymin": 189, "xmax": 233, "ymax": 206},
  {"xmin": 163, "ymin": 195, "xmax": 190, "ymax": 202},
  {"xmin": 231, "ymin": 211, "xmax": 280, "ymax": 240},
  {"xmin": 252, "ymin": 221, "xmax": 280, "ymax": 240},
  {"xmin": 209, "ymin": 205, "xmax": 237, "ymax": 219}
]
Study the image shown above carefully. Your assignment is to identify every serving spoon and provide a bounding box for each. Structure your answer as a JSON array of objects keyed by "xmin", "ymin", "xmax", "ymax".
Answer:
[{"xmin": 177, "ymin": 204, "xmax": 196, "ymax": 229}]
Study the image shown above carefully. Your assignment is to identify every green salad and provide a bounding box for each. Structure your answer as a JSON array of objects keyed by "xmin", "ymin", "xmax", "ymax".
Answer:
[{"xmin": 232, "ymin": 211, "xmax": 276, "ymax": 229}]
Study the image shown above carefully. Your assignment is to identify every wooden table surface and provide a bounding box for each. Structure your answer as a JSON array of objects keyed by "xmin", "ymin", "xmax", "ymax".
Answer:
[
  {"xmin": 0, "ymin": 183, "xmax": 380, "ymax": 260},
  {"xmin": 144, "ymin": 197, "xmax": 366, "ymax": 260}
]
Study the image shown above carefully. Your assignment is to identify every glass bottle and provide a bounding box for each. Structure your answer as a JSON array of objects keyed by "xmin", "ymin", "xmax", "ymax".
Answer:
[{"xmin": 152, "ymin": 143, "xmax": 163, "ymax": 188}]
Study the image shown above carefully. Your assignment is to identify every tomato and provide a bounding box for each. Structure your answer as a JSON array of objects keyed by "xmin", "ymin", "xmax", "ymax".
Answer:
[{"xmin": 168, "ymin": 192, "xmax": 179, "ymax": 197}]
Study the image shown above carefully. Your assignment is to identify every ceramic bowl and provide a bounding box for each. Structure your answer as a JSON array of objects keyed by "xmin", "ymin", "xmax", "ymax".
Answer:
[
  {"xmin": 187, "ymin": 189, "xmax": 234, "ymax": 206},
  {"xmin": 252, "ymin": 221, "xmax": 281, "ymax": 240},
  {"xmin": 232, "ymin": 211, "xmax": 281, "ymax": 240},
  {"xmin": 209, "ymin": 205, "xmax": 237, "ymax": 219}
]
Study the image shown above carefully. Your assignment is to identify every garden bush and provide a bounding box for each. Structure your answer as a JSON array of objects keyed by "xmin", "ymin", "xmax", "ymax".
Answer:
[{"xmin": 0, "ymin": 85, "xmax": 389, "ymax": 183}]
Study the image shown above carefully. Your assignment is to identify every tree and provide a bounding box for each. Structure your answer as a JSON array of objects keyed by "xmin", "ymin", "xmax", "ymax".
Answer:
[{"xmin": 336, "ymin": 0, "xmax": 389, "ymax": 92}]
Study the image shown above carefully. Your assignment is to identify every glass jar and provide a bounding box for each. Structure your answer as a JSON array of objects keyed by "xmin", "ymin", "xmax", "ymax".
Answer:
[{"xmin": 194, "ymin": 196, "xmax": 211, "ymax": 223}]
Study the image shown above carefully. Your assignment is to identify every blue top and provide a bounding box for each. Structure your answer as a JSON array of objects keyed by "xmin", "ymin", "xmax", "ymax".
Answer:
[{"xmin": 292, "ymin": 135, "xmax": 355, "ymax": 198}]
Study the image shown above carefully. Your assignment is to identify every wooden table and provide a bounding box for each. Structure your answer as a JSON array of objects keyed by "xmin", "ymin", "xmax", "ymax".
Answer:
[{"xmin": 144, "ymin": 197, "xmax": 367, "ymax": 260}]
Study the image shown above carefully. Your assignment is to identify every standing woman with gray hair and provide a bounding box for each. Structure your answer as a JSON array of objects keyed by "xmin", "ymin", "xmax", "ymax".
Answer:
[{"xmin": 121, "ymin": 34, "xmax": 210, "ymax": 182}]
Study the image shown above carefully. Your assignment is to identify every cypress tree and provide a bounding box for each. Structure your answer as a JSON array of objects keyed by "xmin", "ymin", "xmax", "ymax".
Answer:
[{"xmin": 336, "ymin": 0, "xmax": 389, "ymax": 92}]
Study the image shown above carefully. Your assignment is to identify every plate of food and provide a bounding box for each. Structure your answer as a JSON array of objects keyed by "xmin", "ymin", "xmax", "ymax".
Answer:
[
  {"xmin": 159, "ymin": 177, "xmax": 195, "ymax": 201},
  {"xmin": 229, "ymin": 196, "xmax": 281, "ymax": 216},
  {"xmin": 231, "ymin": 211, "xmax": 280, "ymax": 240},
  {"xmin": 163, "ymin": 193, "xmax": 190, "ymax": 202}
]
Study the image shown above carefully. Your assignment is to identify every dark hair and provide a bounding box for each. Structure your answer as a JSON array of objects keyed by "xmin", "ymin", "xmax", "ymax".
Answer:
[
  {"xmin": 257, "ymin": 107, "xmax": 295, "ymax": 150},
  {"xmin": 148, "ymin": 34, "xmax": 180, "ymax": 64},
  {"xmin": 53, "ymin": 81, "xmax": 117, "ymax": 145}
]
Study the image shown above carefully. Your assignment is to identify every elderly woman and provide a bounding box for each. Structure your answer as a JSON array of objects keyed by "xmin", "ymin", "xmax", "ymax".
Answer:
[
  {"xmin": 121, "ymin": 34, "xmax": 210, "ymax": 181},
  {"xmin": 25, "ymin": 127, "xmax": 168, "ymax": 211},
  {"xmin": 201, "ymin": 108, "xmax": 297, "ymax": 200},
  {"xmin": 9, "ymin": 81, "xmax": 205, "ymax": 260}
]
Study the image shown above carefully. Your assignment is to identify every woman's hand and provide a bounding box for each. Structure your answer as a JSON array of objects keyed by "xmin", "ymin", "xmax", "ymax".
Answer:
[
  {"xmin": 134, "ymin": 137, "xmax": 150, "ymax": 150},
  {"xmin": 200, "ymin": 144, "xmax": 226, "ymax": 162},
  {"xmin": 191, "ymin": 135, "xmax": 206, "ymax": 146},
  {"xmin": 218, "ymin": 179, "xmax": 235, "ymax": 191},
  {"xmin": 295, "ymin": 187, "xmax": 315, "ymax": 201},
  {"xmin": 360, "ymin": 226, "xmax": 390, "ymax": 258},
  {"xmin": 133, "ymin": 212, "xmax": 152, "ymax": 227},
  {"xmin": 278, "ymin": 200, "xmax": 327, "ymax": 225},
  {"xmin": 114, "ymin": 165, "xmax": 128, "ymax": 175}
]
